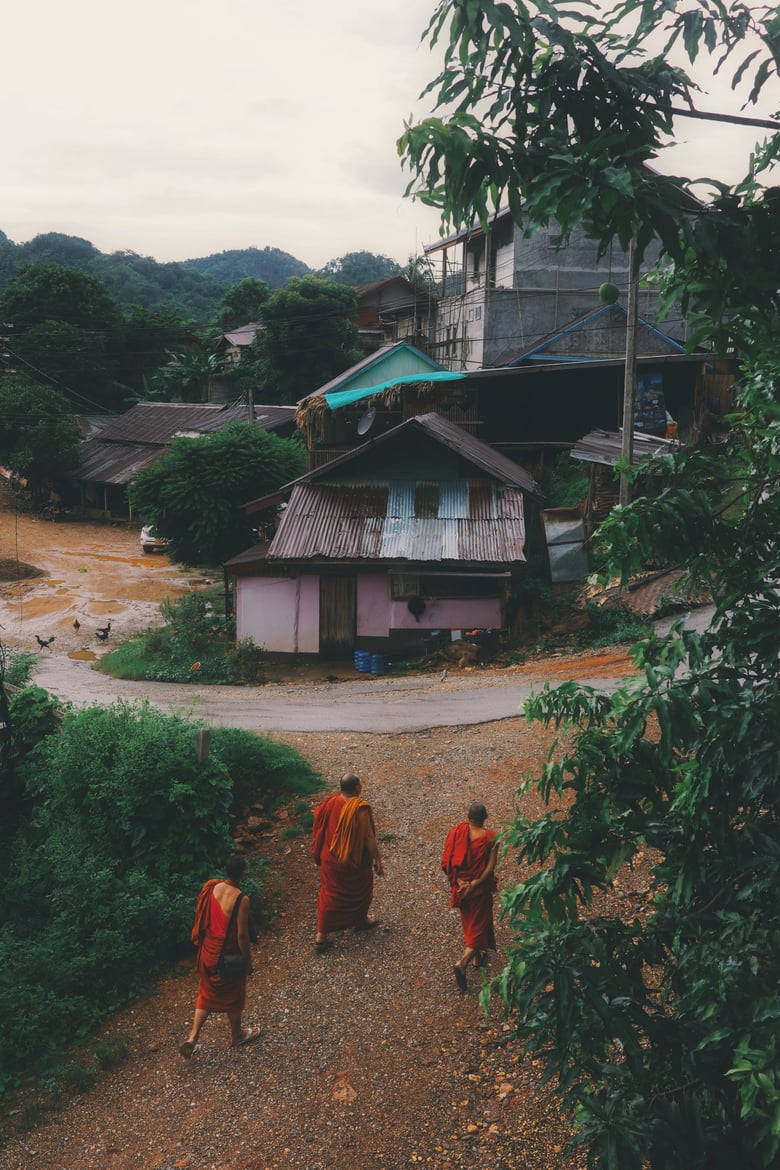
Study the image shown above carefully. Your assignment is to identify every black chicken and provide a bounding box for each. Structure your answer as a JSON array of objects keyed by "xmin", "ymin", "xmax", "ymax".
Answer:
[
  {"xmin": 95, "ymin": 620, "xmax": 112, "ymax": 642},
  {"xmin": 35, "ymin": 634, "xmax": 55, "ymax": 649},
  {"xmin": 73, "ymin": 618, "xmax": 80, "ymax": 631}
]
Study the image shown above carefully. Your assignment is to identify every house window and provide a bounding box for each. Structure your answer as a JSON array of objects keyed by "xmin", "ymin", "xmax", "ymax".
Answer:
[
  {"xmin": 419, "ymin": 575, "xmax": 502, "ymax": 599},
  {"xmin": 391, "ymin": 574, "xmax": 420, "ymax": 599}
]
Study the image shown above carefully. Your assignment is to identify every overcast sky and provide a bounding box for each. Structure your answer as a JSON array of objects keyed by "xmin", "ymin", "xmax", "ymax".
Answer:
[{"xmin": 3, "ymin": 0, "xmax": 777, "ymax": 270}]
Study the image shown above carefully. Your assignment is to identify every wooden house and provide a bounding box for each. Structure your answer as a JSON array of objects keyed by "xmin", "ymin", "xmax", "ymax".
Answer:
[{"xmin": 227, "ymin": 412, "xmax": 542, "ymax": 660}]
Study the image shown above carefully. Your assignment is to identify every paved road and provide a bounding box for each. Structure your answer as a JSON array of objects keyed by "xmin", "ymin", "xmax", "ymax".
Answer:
[
  {"xmin": 27, "ymin": 607, "xmax": 713, "ymax": 733},
  {"xmin": 29, "ymin": 653, "xmax": 543, "ymax": 732}
]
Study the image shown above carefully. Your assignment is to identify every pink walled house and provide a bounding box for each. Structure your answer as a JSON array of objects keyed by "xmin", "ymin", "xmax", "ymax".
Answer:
[{"xmin": 227, "ymin": 413, "xmax": 541, "ymax": 661}]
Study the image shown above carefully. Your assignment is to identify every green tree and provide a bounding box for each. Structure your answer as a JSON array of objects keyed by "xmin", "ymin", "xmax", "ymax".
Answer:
[
  {"xmin": 120, "ymin": 305, "xmax": 198, "ymax": 402},
  {"xmin": 317, "ymin": 250, "xmax": 400, "ymax": 286},
  {"xmin": 129, "ymin": 421, "xmax": 305, "ymax": 564},
  {"xmin": 214, "ymin": 276, "xmax": 270, "ymax": 331},
  {"xmin": 0, "ymin": 262, "xmax": 125, "ymax": 408},
  {"xmin": 401, "ymin": 3, "xmax": 780, "ymax": 1167},
  {"xmin": 148, "ymin": 343, "xmax": 225, "ymax": 403},
  {"xmin": 252, "ymin": 275, "xmax": 362, "ymax": 403},
  {"xmin": 0, "ymin": 376, "xmax": 81, "ymax": 497}
]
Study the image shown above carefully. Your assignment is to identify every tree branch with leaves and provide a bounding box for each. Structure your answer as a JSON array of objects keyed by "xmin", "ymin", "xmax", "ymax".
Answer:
[{"xmin": 400, "ymin": 3, "xmax": 780, "ymax": 1166}]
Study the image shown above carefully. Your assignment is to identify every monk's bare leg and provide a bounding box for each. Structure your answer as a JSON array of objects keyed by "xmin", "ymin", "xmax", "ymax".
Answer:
[
  {"xmin": 228, "ymin": 1011, "xmax": 245, "ymax": 1045},
  {"xmin": 180, "ymin": 1007, "xmax": 209, "ymax": 1057},
  {"xmin": 455, "ymin": 945, "xmax": 476, "ymax": 974}
]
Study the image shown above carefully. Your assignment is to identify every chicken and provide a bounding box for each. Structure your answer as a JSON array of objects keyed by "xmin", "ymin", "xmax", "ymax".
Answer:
[
  {"xmin": 35, "ymin": 634, "xmax": 55, "ymax": 649},
  {"xmin": 95, "ymin": 620, "xmax": 112, "ymax": 642}
]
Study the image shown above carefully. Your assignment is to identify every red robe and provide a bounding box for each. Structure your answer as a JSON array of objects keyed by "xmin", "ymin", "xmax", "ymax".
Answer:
[
  {"xmin": 441, "ymin": 823, "xmax": 497, "ymax": 951},
  {"xmin": 312, "ymin": 793, "xmax": 375, "ymax": 932},
  {"xmin": 191, "ymin": 879, "xmax": 246, "ymax": 1013}
]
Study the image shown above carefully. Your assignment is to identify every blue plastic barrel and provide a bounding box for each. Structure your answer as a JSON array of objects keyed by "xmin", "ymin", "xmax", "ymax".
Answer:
[
  {"xmin": 354, "ymin": 649, "xmax": 371, "ymax": 673},
  {"xmin": 370, "ymin": 653, "xmax": 385, "ymax": 676}
]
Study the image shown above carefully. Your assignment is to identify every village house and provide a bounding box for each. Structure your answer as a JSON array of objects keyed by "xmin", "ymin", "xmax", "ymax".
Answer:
[
  {"xmin": 296, "ymin": 308, "xmax": 734, "ymax": 479},
  {"xmin": 227, "ymin": 412, "xmax": 542, "ymax": 661},
  {"xmin": 75, "ymin": 400, "xmax": 296, "ymax": 518},
  {"xmin": 355, "ymin": 276, "xmax": 436, "ymax": 357},
  {"xmin": 423, "ymin": 206, "xmax": 690, "ymax": 372}
]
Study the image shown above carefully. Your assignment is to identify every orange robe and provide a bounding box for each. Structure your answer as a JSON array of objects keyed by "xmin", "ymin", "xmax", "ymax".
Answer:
[
  {"xmin": 312, "ymin": 794, "xmax": 375, "ymax": 932},
  {"xmin": 441, "ymin": 823, "xmax": 497, "ymax": 951},
  {"xmin": 191, "ymin": 879, "xmax": 246, "ymax": 1013}
]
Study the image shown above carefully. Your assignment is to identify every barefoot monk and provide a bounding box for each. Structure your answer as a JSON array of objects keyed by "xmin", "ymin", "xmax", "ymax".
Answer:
[
  {"xmin": 311, "ymin": 773, "xmax": 384, "ymax": 952},
  {"xmin": 442, "ymin": 802, "xmax": 499, "ymax": 992}
]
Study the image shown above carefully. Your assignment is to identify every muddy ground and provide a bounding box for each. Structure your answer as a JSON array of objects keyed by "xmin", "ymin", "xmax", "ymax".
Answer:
[{"xmin": 0, "ymin": 507, "xmax": 218, "ymax": 659}]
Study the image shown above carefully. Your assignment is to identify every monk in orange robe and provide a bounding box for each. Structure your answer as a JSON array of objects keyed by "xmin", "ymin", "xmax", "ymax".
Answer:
[
  {"xmin": 311, "ymin": 773, "xmax": 384, "ymax": 951},
  {"xmin": 179, "ymin": 853, "xmax": 260, "ymax": 1057},
  {"xmin": 442, "ymin": 802, "xmax": 499, "ymax": 992}
]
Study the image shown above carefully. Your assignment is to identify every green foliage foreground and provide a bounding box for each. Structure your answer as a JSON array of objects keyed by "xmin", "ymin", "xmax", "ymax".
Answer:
[
  {"xmin": 402, "ymin": 1, "xmax": 780, "ymax": 1166},
  {"xmin": 0, "ymin": 690, "xmax": 320, "ymax": 1099}
]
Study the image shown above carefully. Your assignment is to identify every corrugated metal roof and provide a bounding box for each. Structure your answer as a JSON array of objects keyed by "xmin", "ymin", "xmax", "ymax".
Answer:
[
  {"xmin": 407, "ymin": 413, "xmax": 542, "ymax": 496},
  {"xmin": 78, "ymin": 439, "xmax": 164, "ymax": 485},
  {"xmin": 267, "ymin": 479, "xmax": 525, "ymax": 564},
  {"xmin": 219, "ymin": 322, "xmax": 262, "ymax": 347},
  {"xmin": 196, "ymin": 403, "xmax": 296, "ymax": 433},
  {"xmin": 570, "ymin": 429, "xmax": 675, "ymax": 467},
  {"xmin": 96, "ymin": 403, "xmax": 224, "ymax": 445},
  {"xmin": 78, "ymin": 401, "xmax": 297, "ymax": 485}
]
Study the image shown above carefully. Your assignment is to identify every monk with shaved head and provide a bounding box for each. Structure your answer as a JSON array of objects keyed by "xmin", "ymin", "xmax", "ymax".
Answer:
[
  {"xmin": 442, "ymin": 802, "xmax": 499, "ymax": 992},
  {"xmin": 311, "ymin": 773, "xmax": 384, "ymax": 952}
]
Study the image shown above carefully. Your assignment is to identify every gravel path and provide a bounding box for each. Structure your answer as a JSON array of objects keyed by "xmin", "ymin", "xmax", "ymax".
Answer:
[{"xmin": 2, "ymin": 721, "xmax": 583, "ymax": 1170}]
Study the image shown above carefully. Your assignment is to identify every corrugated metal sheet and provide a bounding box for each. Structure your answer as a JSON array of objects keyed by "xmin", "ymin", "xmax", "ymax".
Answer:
[
  {"xmin": 78, "ymin": 440, "xmax": 163, "ymax": 485},
  {"xmin": 267, "ymin": 479, "xmax": 525, "ymax": 564},
  {"xmin": 78, "ymin": 402, "xmax": 297, "ymax": 485},
  {"xmin": 196, "ymin": 403, "xmax": 296, "ymax": 433},
  {"xmin": 570, "ymin": 429, "xmax": 674, "ymax": 467},
  {"xmin": 414, "ymin": 413, "xmax": 541, "ymax": 494},
  {"xmin": 96, "ymin": 403, "xmax": 224, "ymax": 445},
  {"xmin": 220, "ymin": 323, "xmax": 262, "ymax": 347}
]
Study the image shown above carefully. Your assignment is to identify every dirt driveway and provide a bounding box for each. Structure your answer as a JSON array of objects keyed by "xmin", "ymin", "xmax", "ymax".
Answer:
[{"xmin": 0, "ymin": 509, "xmax": 218, "ymax": 657}]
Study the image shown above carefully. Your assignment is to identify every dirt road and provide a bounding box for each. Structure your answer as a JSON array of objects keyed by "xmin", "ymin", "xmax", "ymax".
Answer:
[
  {"xmin": 0, "ymin": 509, "xmax": 217, "ymax": 656},
  {"xmin": 1, "ymin": 509, "xmax": 711, "ymax": 732}
]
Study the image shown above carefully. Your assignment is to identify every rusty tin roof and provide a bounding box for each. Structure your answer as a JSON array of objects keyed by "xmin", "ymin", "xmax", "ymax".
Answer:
[{"xmin": 267, "ymin": 478, "xmax": 526, "ymax": 565}]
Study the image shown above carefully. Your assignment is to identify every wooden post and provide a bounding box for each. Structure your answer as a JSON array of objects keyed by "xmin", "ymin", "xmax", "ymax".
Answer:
[
  {"xmin": 619, "ymin": 234, "xmax": 639, "ymax": 508},
  {"xmin": 195, "ymin": 728, "xmax": 210, "ymax": 763}
]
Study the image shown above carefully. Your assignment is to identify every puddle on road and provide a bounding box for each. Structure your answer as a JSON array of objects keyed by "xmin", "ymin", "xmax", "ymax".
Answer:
[{"xmin": 69, "ymin": 650, "xmax": 97, "ymax": 661}]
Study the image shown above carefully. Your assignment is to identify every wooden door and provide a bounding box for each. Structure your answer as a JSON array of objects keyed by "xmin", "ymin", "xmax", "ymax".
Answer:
[{"xmin": 319, "ymin": 575, "xmax": 357, "ymax": 659}]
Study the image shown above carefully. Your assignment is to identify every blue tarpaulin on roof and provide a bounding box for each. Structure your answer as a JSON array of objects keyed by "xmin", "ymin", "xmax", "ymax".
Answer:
[{"xmin": 325, "ymin": 371, "xmax": 467, "ymax": 411}]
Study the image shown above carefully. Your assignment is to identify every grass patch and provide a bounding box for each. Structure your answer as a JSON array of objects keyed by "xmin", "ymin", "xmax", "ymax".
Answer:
[{"xmin": 98, "ymin": 592, "xmax": 265, "ymax": 684}]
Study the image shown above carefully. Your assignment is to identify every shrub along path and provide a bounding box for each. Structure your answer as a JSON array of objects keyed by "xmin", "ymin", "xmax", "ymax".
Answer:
[{"xmin": 2, "ymin": 720, "xmax": 600, "ymax": 1170}]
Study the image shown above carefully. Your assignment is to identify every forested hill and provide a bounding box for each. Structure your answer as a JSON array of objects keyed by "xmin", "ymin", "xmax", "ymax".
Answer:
[
  {"xmin": 182, "ymin": 246, "xmax": 310, "ymax": 286},
  {"xmin": 0, "ymin": 232, "xmax": 311, "ymax": 324}
]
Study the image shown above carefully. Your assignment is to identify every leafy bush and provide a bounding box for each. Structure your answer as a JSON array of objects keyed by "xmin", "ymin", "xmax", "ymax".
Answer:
[
  {"xmin": 99, "ymin": 593, "xmax": 265, "ymax": 684},
  {"xmin": 0, "ymin": 697, "xmax": 316, "ymax": 1099},
  {"xmin": 572, "ymin": 605, "xmax": 648, "ymax": 651},
  {"xmin": 543, "ymin": 451, "xmax": 589, "ymax": 507},
  {"xmin": 210, "ymin": 726, "xmax": 321, "ymax": 814},
  {"xmin": 5, "ymin": 651, "xmax": 37, "ymax": 687},
  {"xmin": 129, "ymin": 421, "xmax": 305, "ymax": 564}
]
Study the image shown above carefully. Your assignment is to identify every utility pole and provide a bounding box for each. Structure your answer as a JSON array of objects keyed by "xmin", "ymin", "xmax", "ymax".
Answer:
[
  {"xmin": 247, "ymin": 385, "xmax": 255, "ymax": 424},
  {"xmin": 619, "ymin": 234, "xmax": 639, "ymax": 508}
]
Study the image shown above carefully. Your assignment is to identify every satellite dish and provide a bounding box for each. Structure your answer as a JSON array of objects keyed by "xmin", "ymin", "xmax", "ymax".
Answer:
[{"xmin": 356, "ymin": 407, "xmax": 377, "ymax": 436}]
